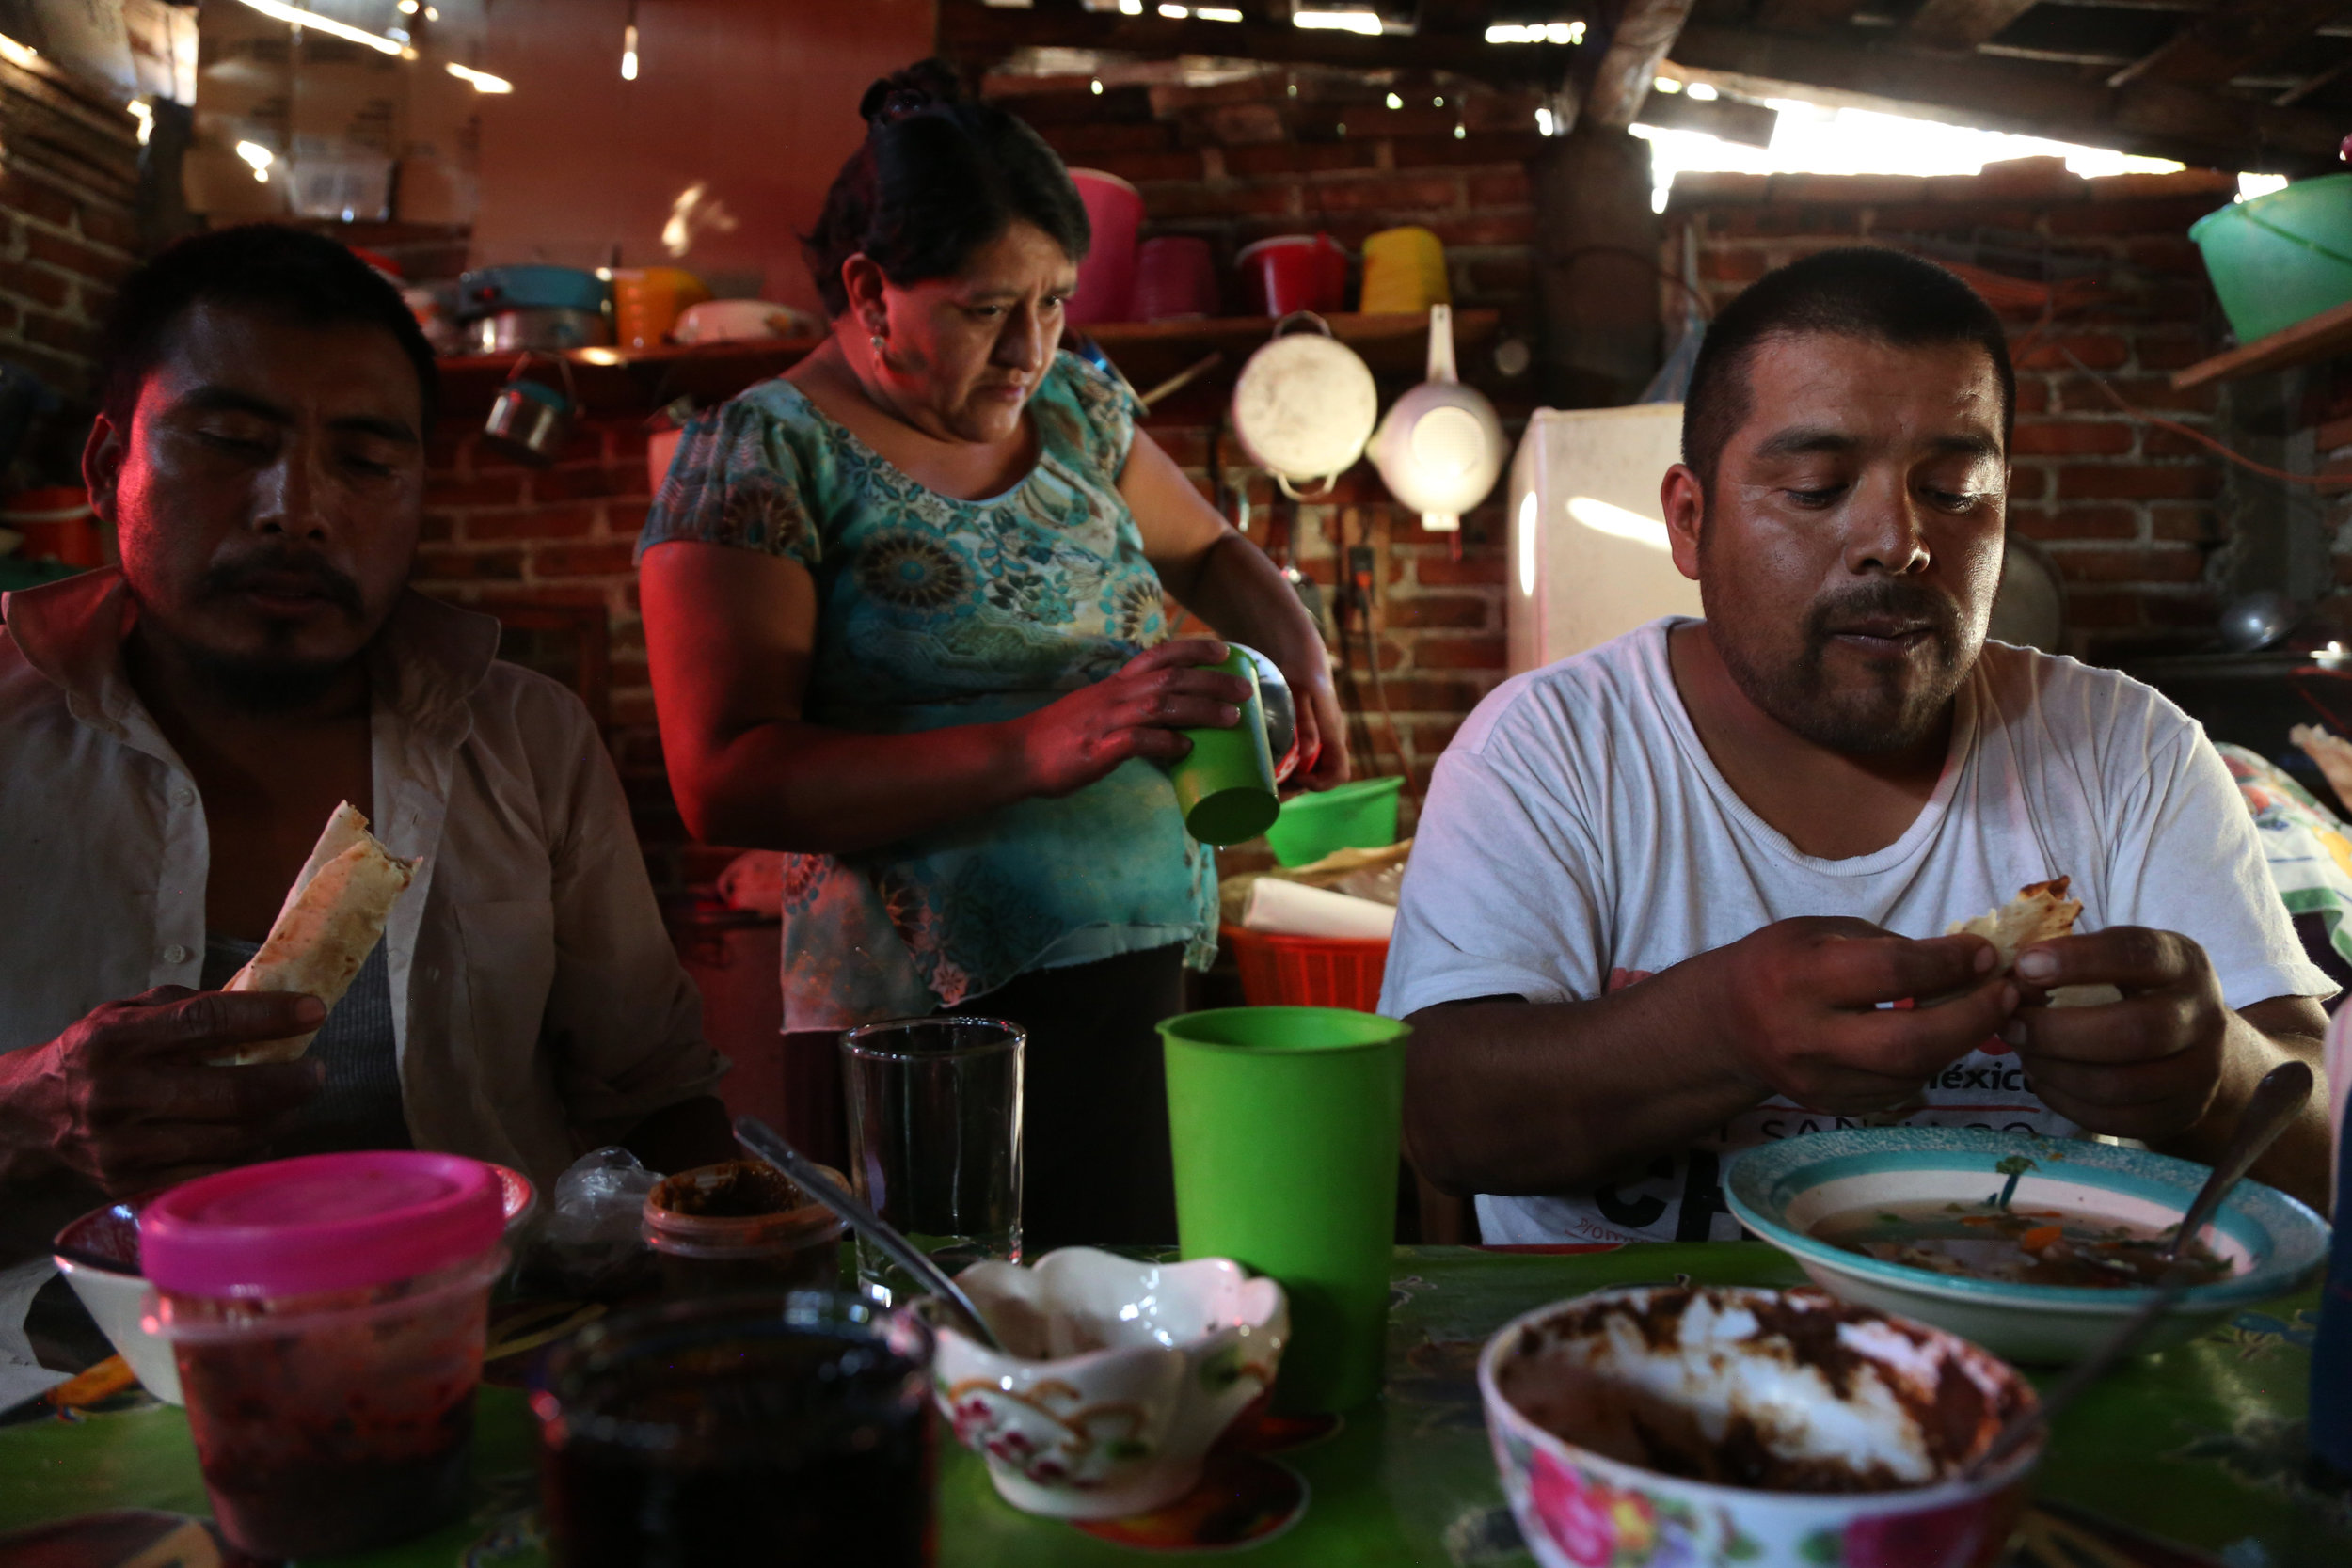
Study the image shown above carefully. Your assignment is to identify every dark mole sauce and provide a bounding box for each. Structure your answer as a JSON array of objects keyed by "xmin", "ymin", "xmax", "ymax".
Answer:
[{"xmin": 1503, "ymin": 1287, "xmax": 2026, "ymax": 1495}]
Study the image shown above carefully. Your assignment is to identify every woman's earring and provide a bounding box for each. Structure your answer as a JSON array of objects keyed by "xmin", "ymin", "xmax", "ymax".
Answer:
[{"xmin": 868, "ymin": 333, "xmax": 889, "ymax": 366}]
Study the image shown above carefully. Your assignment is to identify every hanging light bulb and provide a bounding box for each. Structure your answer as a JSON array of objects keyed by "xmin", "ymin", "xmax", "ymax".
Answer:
[{"xmin": 620, "ymin": 2, "xmax": 638, "ymax": 81}]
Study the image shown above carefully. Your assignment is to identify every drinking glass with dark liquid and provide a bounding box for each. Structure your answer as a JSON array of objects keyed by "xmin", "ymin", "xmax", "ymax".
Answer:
[{"xmin": 532, "ymin": 1291, "xmax": 936, "ymax": 1567}]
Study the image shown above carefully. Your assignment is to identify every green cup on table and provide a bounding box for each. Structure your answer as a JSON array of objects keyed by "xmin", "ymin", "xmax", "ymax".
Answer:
[
  {"xmin": 1167, "ymin": 646, "xmax": 1279, "ymax": 846},
  {"xmin": 1159, "ymin": 1006, "xmax": 1408, "ymax": 1414}
]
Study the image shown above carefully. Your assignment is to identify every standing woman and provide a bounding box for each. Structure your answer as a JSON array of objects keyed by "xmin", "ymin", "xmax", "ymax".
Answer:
[{"xmin": 637, "ymin": 62, "xmax": 1345, "ymax": 1250}]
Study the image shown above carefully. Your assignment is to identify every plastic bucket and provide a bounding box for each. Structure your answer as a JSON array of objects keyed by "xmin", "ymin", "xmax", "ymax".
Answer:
[
  {"xmin": 1223, "ymin": 924, "xmax": 1389, "ymax": 1011},
  {"xmin": 1135, "ymin": 235, "xmax": 1220, "ymax": 319},
  {"xmin": 2190, "ymin": 174, "xmax": 2352, "ymax": 343},
  {"xmin": 1237, "ymin": 234, "xmax": 1347, "ymax": 317},
  {"xmin": 1067, "ymin": 169, "xmax": 1143, "ymax": 325},
  {"xmin": 1263, "ymin": 775, "xmax": 1405, "ymax": 867},
  {"xmin": 1360, "ymin": 226, "xmax": 1449, "ymax": 315},
  {"xmin": 611, "ymin": 266, "xmax": 713, "ymax": 351},
  {"xmin": 3, "ymin": 485, "xmax": 100, "ymax": 566}
]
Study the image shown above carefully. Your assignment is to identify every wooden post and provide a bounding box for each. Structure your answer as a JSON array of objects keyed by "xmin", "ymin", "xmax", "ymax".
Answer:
[{"xmin": 1531, "ymin": 123, "xmax": 1662, "ymax": 409}]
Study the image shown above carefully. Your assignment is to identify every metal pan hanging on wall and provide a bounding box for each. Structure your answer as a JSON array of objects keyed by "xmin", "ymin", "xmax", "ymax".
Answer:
[{"xmin": 1230, "ymin": 312, "xmax": 1379, "ymax": 499}]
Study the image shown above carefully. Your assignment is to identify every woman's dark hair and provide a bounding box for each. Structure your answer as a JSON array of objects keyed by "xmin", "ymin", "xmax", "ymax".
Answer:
[
  {"xmin": 98, "ymin": 223, "xmax": 438, "ymax": 427},
  {"xmin": 803, "ymin": 59, "xmax": 1090, "ymax": 318},
  {"xmin": 1682, "ymin": 246, "xmax": 2014, "ymax": 487}
]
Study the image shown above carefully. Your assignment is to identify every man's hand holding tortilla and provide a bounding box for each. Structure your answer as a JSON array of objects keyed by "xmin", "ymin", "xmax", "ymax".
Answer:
[
  {"xmin": 0, "ymin": 987, "xmax": 326, "ymax": 1196},
  {"xmin": 1716, "ymin": 918, "xmax": 2011, "ymax": 1114},
  {"xmin": 2001, "ymin": 927, "xmax": 2232, "ymax": 1142}
]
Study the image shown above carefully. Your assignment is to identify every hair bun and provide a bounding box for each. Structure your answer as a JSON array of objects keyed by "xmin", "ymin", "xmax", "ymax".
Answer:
[{"xmin": 859, "ymin": 59, "xmax": 965, "ymax": 128}]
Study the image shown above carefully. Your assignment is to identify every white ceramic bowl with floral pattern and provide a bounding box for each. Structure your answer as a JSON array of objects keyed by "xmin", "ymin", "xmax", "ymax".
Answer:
[
  {"xmin": 1479, "ymin": 1285, "xmax": 2042, "ymax": 1568},
  {"xmin": 930, "ymin": 1247, "xmax": 1288, "ymax": 1519}
]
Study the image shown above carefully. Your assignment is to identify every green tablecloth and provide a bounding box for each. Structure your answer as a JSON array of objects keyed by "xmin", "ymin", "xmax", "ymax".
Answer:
[{"xmin": 3, "ymin": 1243, "xmax": 2344, "ymax": 1566}]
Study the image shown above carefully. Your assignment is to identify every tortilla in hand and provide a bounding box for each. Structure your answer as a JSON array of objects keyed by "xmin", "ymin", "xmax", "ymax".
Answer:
[
  {"xmin": 1946, "ymin": 875, "xmax": 2120, "ymax": 1007},
  {"xmin": 211, "ymin": 803, "xmax": 420, "ymax": 1065}
]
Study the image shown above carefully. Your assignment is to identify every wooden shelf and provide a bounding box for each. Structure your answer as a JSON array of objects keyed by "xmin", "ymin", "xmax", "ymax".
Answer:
[
  {"xmin": 435, "ymin": 338, "xmax": 825, "ymax": 420},
  {"xmin": 2171, "ymin": 297, "xmax": 2352, "ymax": 390},
  {"xmin": 429, "ymin": 309, "xmax": 1502, "ymax": 420}
]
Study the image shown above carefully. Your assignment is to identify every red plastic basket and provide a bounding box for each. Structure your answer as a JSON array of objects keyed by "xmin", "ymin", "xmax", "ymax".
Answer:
[{"xmin": 1221, "ymin": 924, "xmax": 1391, "ymax": 1013}]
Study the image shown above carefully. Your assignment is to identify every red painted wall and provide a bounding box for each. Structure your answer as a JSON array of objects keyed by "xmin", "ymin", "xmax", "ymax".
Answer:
[{"xmin": 468, "ymin": 0, "xmax": 937, "ymax": 313}]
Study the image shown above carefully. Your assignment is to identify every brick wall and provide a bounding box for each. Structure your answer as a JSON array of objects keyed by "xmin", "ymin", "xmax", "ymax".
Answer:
[
  {"xmin": 0, "ymin": 56, "xmax": 143, "ymax": 438},
  {"xmin": 409, "ymin": 141, "xmax": 2252, "ymax": 891},
  {"xmin": 1664, "ymin": 156, "xmax": 2239, "ymax": 663},
  {"xmin": 1002, "ymin": 69, "xmax": 1552, "ymax": 840}
]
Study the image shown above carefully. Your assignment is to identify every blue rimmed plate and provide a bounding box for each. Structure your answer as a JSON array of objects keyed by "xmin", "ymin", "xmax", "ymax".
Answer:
[{"xmin": 1724, "ymin": 1127, "xmax": 2328, "ymax": 1364}]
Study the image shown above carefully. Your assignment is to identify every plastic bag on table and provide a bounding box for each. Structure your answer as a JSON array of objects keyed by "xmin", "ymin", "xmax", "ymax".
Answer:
[{"xmin": 516, "ymin": 1146, "xmax": 660, "ymax": 1298}]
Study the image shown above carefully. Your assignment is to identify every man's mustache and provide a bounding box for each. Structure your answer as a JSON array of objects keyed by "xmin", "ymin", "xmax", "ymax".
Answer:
[
  {"xmin": 1804, "ymin": 580, "xmax": 1961, "ymax": 651},
  {"xmin": 199, "ymin": 550, "xmax": 366, "ymax": 617}
]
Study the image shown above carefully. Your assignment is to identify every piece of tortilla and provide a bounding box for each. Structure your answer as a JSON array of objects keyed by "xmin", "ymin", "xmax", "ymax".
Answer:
[
  {"xmin": 211, "ymin": 803, "xmax": 420, "ymax": 1065},
  {"xmin": 1945, "ymin": 876, "xmax": 2119, "ymax": 1007}
]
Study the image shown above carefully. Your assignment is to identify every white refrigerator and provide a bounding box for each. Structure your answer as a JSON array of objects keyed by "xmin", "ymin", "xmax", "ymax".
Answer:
[{"xmin": 1505, "ymin": 404, "xmax": 1701, "ymax": 675}]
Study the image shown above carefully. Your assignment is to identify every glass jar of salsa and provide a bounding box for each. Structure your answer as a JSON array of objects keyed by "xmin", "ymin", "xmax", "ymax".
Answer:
[{"xmin": 533, "ymin": 1291, "xmax": 936, "ymax": 1566}]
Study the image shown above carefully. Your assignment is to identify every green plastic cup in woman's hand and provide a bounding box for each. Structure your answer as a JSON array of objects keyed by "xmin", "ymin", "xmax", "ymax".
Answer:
[{"xmin": 1168, "ymin": 647, "xmax": 1280, "ymax": 845}]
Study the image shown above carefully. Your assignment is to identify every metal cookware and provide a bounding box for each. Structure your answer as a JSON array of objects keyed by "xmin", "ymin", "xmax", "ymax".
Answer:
[
  {"xmin": 483, "ymin": 353, "xmax": 580, "ymax": 467},
  {"xmin": 1231, "ymin": 312, "xmax": 1378, "ymax": 500},
  {"xmin": 455, "ymin": 263, "xmax": 609, "ymax": 320},
  {"xmin": 467, "ymin": 308, "xmax": 611, "ymax": 356}
]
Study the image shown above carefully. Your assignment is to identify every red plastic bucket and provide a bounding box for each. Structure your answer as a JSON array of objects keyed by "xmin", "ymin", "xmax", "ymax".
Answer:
[
  {"xmin": 1135, "ymin": 235, "xmax": 1220, "ymax": 319},
  {"xmin": 1237, "ymin": 234, "xmax": 1347, "ymax": 317},
  {"xmin": 1067, "ymin": 168, "xmax": 1143, "ymax": 325},
  {"xmin": 3, "ymin": 485, "xmax": 99, "ymax": 566}
]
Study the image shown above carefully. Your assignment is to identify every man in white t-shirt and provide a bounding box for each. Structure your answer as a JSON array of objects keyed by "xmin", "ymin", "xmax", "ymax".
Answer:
[{"xmin": 1382, "ymin": 248, "xmax": 2334, "ymax": 1244}]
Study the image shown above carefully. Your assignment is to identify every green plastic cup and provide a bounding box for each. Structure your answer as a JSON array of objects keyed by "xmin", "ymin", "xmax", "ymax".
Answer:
[
  {"xmin": 1167, "ymin": 648, "xmax": 1279, "ymax": 846},
  {"xmin": 1159, "ymin": 1006, "xmax": 1407, "ymax": 1413}
]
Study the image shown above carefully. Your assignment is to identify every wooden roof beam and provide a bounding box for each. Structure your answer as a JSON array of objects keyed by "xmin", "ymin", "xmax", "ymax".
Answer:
[
  {"xmin": 2107, "ymin": 0, "xmax": 2352, "ymax": 89},
  {"xmin": 1906, "ymin": 0, "xmax": 2040, "ymax": 50},
  {"xmin": 935, "ymin": 0, "xmax": 1568, "ymax": 84},
  {"xmin": 1752, "ymin": 0, "xmax": 1867, "ymax": 32},
  {"xmin": 1670, "ymin": 21, "xmax": 2346, "ymax": 171},
  {"xmin": 1584, "ymin": 0, "xmax": 1699, "ymax": 127}
]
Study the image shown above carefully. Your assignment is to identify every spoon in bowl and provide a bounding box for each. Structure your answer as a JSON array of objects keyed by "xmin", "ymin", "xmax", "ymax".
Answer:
[
  {"xmin": 1971, "ymin": 1058, "xmax": 2315, "ymax": 1476},
  {"xmin": 733, "ymin": 1114, "xmax": 1007, "ymax": 1354}
]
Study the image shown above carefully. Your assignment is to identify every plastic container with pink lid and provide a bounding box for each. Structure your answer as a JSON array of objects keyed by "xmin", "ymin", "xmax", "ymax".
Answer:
[{"xmin": 140, "ymin": 1151, "xmax": 509, "ymax": 1561}]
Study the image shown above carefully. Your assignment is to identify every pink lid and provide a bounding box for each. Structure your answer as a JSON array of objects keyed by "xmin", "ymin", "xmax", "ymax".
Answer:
[{"xmin": 141, "ymin": 1151, "xmax": 504, "ymax": 1299}]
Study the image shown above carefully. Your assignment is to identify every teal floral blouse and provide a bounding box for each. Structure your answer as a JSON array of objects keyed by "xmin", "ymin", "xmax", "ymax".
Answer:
[{"xmin": 638, "ymin": 352, "xmax": 1216, "ymax": 1029}]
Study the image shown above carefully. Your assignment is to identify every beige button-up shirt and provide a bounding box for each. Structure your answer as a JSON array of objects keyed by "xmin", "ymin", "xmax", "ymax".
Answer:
[{"xmin": 0, "ymin": 569, "xmax": 724, "ymax": 1259}]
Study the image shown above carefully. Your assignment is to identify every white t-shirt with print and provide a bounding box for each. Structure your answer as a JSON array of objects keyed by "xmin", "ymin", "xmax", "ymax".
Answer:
[{"xmin": 1379, "ymin": 617, "xmax": 2333, "ymax": 1246}]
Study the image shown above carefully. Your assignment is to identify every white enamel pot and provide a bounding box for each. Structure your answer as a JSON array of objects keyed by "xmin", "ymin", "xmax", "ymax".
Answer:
[{"xmin": 1231, "ymin": 311, "xmax": 1379, "ymax": 499}]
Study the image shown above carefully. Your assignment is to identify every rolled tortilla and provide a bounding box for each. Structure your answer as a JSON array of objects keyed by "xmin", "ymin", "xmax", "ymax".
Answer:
[{"xmin": 211, "ymin": 802, "xmax": 420, "ymax": 1065}]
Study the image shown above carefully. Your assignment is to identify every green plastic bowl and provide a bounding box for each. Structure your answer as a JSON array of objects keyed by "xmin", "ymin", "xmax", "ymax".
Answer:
[
  {"xmin": 1263, "ymin": 775, "xmax": 1405, "ymax": 867},
  {"xmin": 2190, "ymin": 174, "xmax": 2352, "ymax": 343}
]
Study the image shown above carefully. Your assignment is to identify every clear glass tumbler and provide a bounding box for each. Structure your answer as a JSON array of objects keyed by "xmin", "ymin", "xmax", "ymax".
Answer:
[{"xmin": 840, "ymin": 1016, "xmax": 1025, "ymax": 1297}]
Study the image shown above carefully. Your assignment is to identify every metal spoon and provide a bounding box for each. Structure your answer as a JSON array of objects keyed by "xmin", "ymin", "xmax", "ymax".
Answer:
[
  {"xmin": 1972, "ymin": 1059, "xmax": 2315, "ymax": 1475},
  {"xmin": 733, "ymin": 1115, "xmax": 1007, "ymax": 1353}
]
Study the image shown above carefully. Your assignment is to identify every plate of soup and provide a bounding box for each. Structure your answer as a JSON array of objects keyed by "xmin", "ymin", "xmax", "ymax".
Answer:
[{"xmin": 1724, "ymin": 1128, "xmax": 2328, "ymax": 1364}]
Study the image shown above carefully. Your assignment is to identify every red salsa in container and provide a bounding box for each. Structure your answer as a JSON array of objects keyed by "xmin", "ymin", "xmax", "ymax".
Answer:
[{"xmin": 141, "ymin": 1151, "xmax": 507, "ymax": 1560}]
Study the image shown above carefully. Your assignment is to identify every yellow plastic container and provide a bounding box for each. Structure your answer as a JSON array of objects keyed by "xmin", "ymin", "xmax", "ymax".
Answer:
[{"xmin": 1359, "ymin": 227, "xmax": 1450, "ymax": 315}]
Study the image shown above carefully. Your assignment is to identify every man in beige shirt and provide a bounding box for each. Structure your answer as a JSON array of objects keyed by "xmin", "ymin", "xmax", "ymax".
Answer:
[{"xmin": 0, "ymin": 225, "xmax": 730, "ymax": 1265}]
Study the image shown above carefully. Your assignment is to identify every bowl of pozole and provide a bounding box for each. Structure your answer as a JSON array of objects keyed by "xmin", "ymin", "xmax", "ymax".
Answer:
[{"xmin": 1724, "ymin": 1128, "xmax": 2328, "ymax": 1364}]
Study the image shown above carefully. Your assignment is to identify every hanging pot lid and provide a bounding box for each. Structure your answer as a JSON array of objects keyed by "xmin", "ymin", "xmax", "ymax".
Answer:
[{"xmin": 1231, "ymin": 312, "xmax": 1379, "ymax": 499}]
